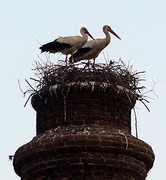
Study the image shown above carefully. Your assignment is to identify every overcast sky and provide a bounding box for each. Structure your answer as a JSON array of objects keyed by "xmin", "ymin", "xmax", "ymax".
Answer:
[{"xmin": 0, "ymin": 1, "xmax": 166, "ymax": 179}]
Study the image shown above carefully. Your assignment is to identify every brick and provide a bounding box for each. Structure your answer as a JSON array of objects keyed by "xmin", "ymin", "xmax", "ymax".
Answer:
[{"xmin": 14, "ymin": 84, "xmax": 155, "ymax": 180}]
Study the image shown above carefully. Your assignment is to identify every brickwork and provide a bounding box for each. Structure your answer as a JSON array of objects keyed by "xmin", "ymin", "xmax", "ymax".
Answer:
[
  {"xmin": 13, "ymin": 84, "xmax": 155, "ymax": 180},
  {"xmin": 32, "ymin": 86, "xmax": 135, "ymax": 134}
]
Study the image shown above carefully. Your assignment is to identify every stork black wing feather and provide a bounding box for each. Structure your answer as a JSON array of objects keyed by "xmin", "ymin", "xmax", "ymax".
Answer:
[
  {"xmin": 39, "ymin": 39, "xmax": 73, "ymax": 53},
  {"xmin": 73, "ymin": 47, "xmax": 91, "ymax": 57}
]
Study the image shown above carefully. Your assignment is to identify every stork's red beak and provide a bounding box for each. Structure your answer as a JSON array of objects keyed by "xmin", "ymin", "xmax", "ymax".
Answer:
[
  {"xmin": 86, "ymin": 30, "xmax": 95, "ymax": 40},
  {"xmin": 109, "ymin": 28, "xmax": 121, "ymax": 40}
]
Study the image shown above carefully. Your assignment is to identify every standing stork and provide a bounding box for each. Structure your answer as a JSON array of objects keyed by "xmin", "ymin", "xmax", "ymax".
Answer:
[
  {"xmin": 39, "ymin": 27, "xmax": 94, "ymax": 62},
  {"xmin": 70, "ymin": 25, "xmax": 121, "ymax": 64}
]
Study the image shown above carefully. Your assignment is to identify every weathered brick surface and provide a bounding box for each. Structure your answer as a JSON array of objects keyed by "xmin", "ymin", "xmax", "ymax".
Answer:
[
  {"xmin": 32, "ymin": 87, "xmax": 135, "ymax": 134},
  {"xmin": 13, "ymin": 85, "xmax": 155, "ymax": 180}
]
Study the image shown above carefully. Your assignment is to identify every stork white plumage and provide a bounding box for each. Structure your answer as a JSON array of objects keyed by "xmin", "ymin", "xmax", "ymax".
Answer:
[
  {"xmin": 39, "ymin": 27, "xmax": 94, "ymax": 62},
  {"xmin": 70, "ymin": 25, "xmax": 121, "ymax": 64}
]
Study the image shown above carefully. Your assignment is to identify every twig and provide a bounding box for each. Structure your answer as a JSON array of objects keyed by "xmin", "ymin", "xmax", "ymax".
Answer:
[
  {"xmin": 25, "ymin": 79, "xmax": 37, "ymax": 92},
  {"xmin": 24, "ymin": 93, "xmax": 34, "ymax": 107},
  {"xmin": 139, "ymin": 99, "xmax": 150, "ymax": 112},
  {"xmin": 17, "ymin": 79, "xmax": 25, "ymax": 94}
]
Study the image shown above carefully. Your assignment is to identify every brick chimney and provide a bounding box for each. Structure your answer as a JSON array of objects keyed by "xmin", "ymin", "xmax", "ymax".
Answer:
[{"xmin": 13, "ymin": 63, "xmax": 155, "ymax": 180}]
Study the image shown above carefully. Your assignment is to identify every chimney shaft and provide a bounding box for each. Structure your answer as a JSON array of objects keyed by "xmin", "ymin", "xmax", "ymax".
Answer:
[{"xmin": 13, "ymin": 66, "xmax": 155, "ymax": 180}]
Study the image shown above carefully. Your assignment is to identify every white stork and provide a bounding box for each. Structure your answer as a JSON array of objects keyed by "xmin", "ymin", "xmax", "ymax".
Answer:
[
  {"xmin": 69, "ymin": 25, "xmax": 121, "ymax": 64},
  {"xmin": 39, "ymin": 27, "xmax": 94, "ymax": 62}
]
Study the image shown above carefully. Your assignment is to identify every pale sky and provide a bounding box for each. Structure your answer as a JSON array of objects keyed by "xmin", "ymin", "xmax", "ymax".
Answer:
[{"xmin": 1, "ymin": 1, "xmax": 166, "ymax": 179}]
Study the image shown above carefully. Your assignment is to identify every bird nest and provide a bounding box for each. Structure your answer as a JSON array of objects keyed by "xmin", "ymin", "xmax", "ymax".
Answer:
[{"xmin": 21, "ymin": 59, "xmax": 149, "ymax": 109}]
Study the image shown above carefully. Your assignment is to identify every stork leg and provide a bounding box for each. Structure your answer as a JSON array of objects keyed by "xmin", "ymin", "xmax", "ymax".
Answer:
[
  {"xmin": 71, "ymin": 54, "xmax": 74, "ymax": 64},
  {"xmin": 92, "ymin": 58, "xmax": 96, "ymax": 67},
  {"xmin": 65, "ymin": 55, "xmax": 68, "ymax": 64},
  {"xmin": 87, "ymin": 59, "xmax": 90, "ymax": 68}
]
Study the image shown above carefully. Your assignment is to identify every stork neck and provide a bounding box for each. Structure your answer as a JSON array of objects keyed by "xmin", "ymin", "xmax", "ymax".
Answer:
[
  {"xmin": 81, "ymin": 32, "xmax": 88, "ymax": 41},
  {"xmin": 104, "ymin": 30, "xmax": 111, "ymax": 44}
]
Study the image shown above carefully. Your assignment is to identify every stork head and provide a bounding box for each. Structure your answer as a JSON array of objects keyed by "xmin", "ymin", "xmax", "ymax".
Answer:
[
  {"xmin": 80, "ymin": 27, "xmax": 95, "ymax": 40},
  {"xmin": 103, "ymin": 25, "xmax": 121, "ymax": 40}
]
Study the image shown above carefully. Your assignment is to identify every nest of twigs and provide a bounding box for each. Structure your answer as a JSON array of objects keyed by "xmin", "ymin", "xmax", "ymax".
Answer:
[
  {"xmin": 21, "ymin": 59, "xmax": 150, "ymax": 110},
  {"xmin": 33, "ymin": 59, "xmax": 144, "ymax": 91}
]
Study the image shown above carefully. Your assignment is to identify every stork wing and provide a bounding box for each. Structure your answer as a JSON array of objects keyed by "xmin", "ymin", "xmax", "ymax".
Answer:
[
  {"xmin": 57, "ymin": 36, "xmax": 83, "ymax": 46},
  {"xmin": 40, "ymin": 39, "xmax": 73, "ymax": 52},
  {"xmin": 73, "ymin": 47, "xmax": 91, "ymax": 58}
]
